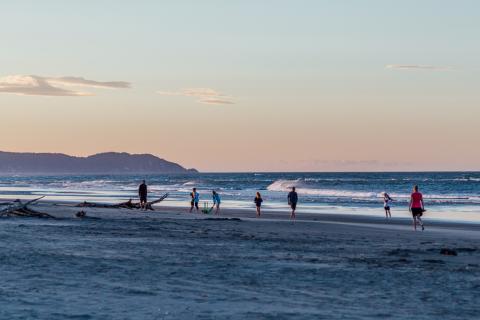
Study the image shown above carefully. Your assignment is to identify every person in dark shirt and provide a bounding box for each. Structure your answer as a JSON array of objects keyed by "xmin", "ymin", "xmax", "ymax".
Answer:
[
  {"xmin": 138, "ymin": 180, "xmax": 148, "ymax": 210},
  {"xmin": 288, "ymin": 187, "xmax": 298, "ymax": 220},
  {"xmin": 254, "ymin": 192, "xmax": 263, "ymax": 217}
]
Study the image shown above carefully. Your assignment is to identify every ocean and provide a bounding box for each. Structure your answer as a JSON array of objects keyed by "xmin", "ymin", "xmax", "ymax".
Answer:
[{"xmin": 1, "ymin": 172, "xmax": 479, "ymax": 222}]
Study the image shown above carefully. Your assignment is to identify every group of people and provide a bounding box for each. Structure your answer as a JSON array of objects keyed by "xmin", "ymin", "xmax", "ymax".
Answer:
[
  {"xmin": 189, "ymin": 188, "xmax": 222, "ymax": 215},
  {"xmin": 383, "ymin": 185, "xmax": 426, "ymax": 231},
  {"xmin": 188, "ymin": 187, "xmax": 299, "ymax": 220},
  {"xmin": 138, "ymin": 181, "xmax": 299, "ymax": 220},
  {"xmin": 254, "ymin": 187, "xmax": 298, "ymax": 219},
  {"xmin": 139, "ymin": 180, "xmax": 426, "ymax": 230}
]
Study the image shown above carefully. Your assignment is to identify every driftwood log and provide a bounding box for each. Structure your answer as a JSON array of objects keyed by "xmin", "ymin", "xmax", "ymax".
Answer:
[
  {"xmin": 75, "ymin": 193, "xmax": 169, "ymax": 211},
  {"xmin": 0, "ymin": 196, "xmax": 54, "ymax": 218}
]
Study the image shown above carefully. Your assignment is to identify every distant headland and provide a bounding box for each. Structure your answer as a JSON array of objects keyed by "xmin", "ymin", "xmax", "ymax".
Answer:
[{"xmin": 0, "ymin": 151, "xmax": 197, "ymax": 174}]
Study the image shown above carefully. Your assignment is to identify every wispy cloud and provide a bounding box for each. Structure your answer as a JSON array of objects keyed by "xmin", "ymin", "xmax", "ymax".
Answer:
[
  {"xmin": 385, "ymin": 64, "xmax": 453, "ymax": 71},
  {"xmin": 157, "ymin": 88, "xmax": 235, "ymax": 105},
  {"xmin": 47, "ymin": 76, "xmax": 130, "ymax": 89},
  {"xmin": 0, "ymin": 75, "xmax": 130, "ymax": 96},
  {"xmin": 200, "ymin": 98, "xmax": 234, "ymax": 105}
]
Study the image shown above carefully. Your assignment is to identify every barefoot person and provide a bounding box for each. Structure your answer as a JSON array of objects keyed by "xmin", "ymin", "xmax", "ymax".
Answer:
[
  {"xmin": 138, "ymin": 180, "xmax": 148, "ymax": 210},
  {"xmin": 190, "ymin": 188, "xmax": 200, "ymax": 213},
  {"xmin": 212, "ymin": 190, "xmax": 221, "ymax": 215},
  {"xmin": 254, "ymin": 192, "xmax": 263, "ymax": 217},
  {"xmin": 383, "ymin": 192, "xmax": 393, "ymax": 218},
  {"xmin": 409, "ymin": 185, "xmax": 425, "ymax": 231},
  {"xmin": 288, "ymin": 187, "xmax": 298, "ymax": 220}
]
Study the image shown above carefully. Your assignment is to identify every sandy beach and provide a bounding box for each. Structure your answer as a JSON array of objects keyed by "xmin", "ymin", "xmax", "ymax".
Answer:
[{"xmin": 1, "ymin": 201, "xmax": 479, "ymax": 319}]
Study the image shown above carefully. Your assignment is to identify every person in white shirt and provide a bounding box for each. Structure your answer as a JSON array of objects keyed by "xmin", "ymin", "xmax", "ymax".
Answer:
[{"xmin": 383, "ymin": 192, "xmax": 393, "ymax": 218}]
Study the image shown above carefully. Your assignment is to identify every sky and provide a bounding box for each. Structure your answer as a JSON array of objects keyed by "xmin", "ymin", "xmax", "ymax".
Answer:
[{"xmin": 0, "ymin": 0, "xmax": 479, "ymax": 172}]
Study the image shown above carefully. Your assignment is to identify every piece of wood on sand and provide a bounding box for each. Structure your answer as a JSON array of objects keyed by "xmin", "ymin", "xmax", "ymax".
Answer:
[
  {"xmin": 0, "ymin": 196, "xmax": 55, "ymax": 218},
  {"xmin": 75, "ymin": 193, "xmax": 169, "ymax": 211}
]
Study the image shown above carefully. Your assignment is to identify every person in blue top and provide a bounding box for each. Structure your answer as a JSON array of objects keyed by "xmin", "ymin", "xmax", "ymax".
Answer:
[
  {"xmin": 190, "ymin": 188, "xmax": 200, "ymax": 213},
  {"xmin": 212, "ymin": 190, "xmax": 221, "ymax": 215}
]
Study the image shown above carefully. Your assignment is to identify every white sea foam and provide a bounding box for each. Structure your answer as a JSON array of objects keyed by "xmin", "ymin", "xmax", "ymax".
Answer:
[
  {"xmin": 266, "ymin": 179, "xmax": 302, "ymax": 191},
  {"xmin": 148, "ymin": 184, "xmax": 182, "ymax": 192},
  {"xmin": 266, "ymin": 179, "xmax": 479, "ymax": 203},
  {"xmin": 266, "ymin": 179, "xmax": 378, "ymax": 198},
  {"xmin": 1, "ymin": 174, "xmax": 479, "ymax": 209},
  {"xmin": 303, "ymin": 178, "xmax": 369, "ymax": 182}
]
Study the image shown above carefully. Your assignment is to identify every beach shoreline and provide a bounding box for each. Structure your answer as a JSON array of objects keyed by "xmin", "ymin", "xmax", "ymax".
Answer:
[
  {"xmin": 3, "ymin": 199, "xmax": 477, "ymax": 234},
  {"xmin": 2, "ymin": 171, "xmax": 480, "ymax": 225}
]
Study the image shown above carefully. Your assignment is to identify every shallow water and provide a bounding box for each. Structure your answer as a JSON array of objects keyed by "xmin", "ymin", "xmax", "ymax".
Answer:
[
  {"xmin": 1, "ymin": 216, "xmax": 479, "ymax": 319},
  {"xmin": 2, "ymin": 172, "xmax": 480, "ymax": 222}
]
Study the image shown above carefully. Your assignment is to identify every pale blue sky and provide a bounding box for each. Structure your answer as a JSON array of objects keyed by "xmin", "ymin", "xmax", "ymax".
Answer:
[{"xmin": 1, "ymin": 1, "xmax": 479, "ymax": 171}]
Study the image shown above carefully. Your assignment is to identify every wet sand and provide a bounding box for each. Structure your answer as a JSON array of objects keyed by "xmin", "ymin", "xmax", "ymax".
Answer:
[
  {"xmin": 1, "ymin": 202, "xmax": 479, "ymax": 319},
  {"xmin": 35, "ymin": 201, "xmax": 480, "ymax": 234}
]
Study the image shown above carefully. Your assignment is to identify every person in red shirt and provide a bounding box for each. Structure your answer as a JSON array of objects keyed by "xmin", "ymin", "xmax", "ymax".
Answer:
[{"xmin": 409, "ymin": 185, "xmax": 425, "ymax": 231}]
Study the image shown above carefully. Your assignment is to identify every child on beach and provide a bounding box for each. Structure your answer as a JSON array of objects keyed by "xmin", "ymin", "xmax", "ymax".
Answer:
[
  {"xmin": 409, "ymin": 185, "xmax": 425, "ymax": 231},
  {"xmin": 254, "ymin": 192, "xmax": 263, "ymax": 217},
  {"xmin": 190, "ymin": 188, "xmax": 200, "ymax": 213},
  {"xmin": 212, "ymin": 190, "xmax": 221, "ymax": 215},
  {"xmin": 288, "ymin": 187, "xmax": 298, "ymax": 221},
  {"xmin": 383, "ymin": 192, "xmax": 393, "ymax": 218}
]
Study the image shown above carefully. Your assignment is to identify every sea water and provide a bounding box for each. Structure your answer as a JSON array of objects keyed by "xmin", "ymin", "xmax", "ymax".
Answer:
[{"xmin": 1, "ymin": 172, "xmax": 479, "ymax": 222}]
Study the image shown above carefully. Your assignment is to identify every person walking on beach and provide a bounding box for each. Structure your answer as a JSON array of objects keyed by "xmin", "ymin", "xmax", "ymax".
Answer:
[
  {"xmin": 138, "ymin": 180, "xmax": 148, "ymax": 210},
  {"xmin": 190, "ymin": 188, "xmax": 200, "ymax": 213},
  {"xmin": 212, "ymin": 190, "xmax": 221, "ymax": 215},
  {"xmin": 409, "ymin": 185, "xmax": 425, "ymax": 231},
  {"xmin": 383, "ymin": 192, "xmax": 393, "ymax": 218},
  {"xmin": 254, "ymin": 192, "xmax": 263, "ymax": 217},
  {"xmin": 288, "ymin": 187, "xmax": 298, "ymax": 220}
]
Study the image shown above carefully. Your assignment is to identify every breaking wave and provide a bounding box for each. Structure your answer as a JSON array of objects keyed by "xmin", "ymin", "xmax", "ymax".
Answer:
[
  {"xmin": 267, "ymin": 179, "xmax": 378, "ymax": 198},
  {"xmin": 266, "ymin": 179, "xmax": 480, "ymax": 204}
]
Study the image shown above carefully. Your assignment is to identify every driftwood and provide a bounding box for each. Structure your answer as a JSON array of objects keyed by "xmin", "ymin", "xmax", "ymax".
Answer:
[
  {"xmin": 0, "ymin": 196, "xmax": 54, "ymax": 218},
  {"xmin": 76, "ymin": 193, "xmax": 169, "ymax": 211},
  {"xmin": 76, "ymin": 210, "xmax": 87, "ymax": 218},
  {"xmin": 74, "ymin": 210, "xmax": 101, "ymax": 220}
]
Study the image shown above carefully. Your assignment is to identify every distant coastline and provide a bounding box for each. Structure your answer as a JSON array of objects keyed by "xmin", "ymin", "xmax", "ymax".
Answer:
[{"xmin": 0, "ymin": 151, "xmax": 197, "ymax": 175}]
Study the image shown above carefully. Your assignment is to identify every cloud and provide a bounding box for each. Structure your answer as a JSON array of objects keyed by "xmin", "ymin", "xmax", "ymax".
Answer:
[
  {"xmin": 200, "ymin": 98, "xmax": 235, "ymax": 105},
  {"xmin": 0, "ymin": 75, "xmax": 130, "ymax": 96},
  {"xmin": 157, "ymin": 88, "xmax": 235, "ymax": 105},
  {"xmin": 47, "ymin": 76, "xmax": 130, "ymax": 89},
  {"xmin": 385, "ymin": 64, "xmax": 453, "ymax": 71}
]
